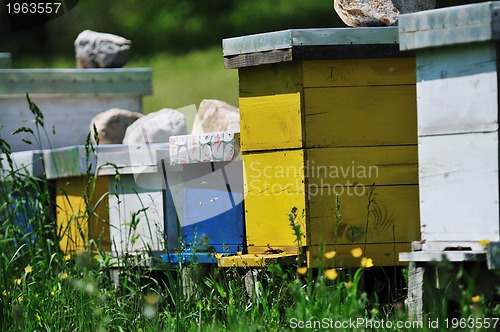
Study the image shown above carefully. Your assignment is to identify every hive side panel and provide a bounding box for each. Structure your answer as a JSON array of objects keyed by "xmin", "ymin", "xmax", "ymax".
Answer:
[
  {"xmin": 304, "ymin": 85, "xmax": 417, "ymax": 147},
  {"xmin": 239, "ymin": 62, "xmax": 303, "ymax": 152},
  {"xmin": 303, "ymin": 57, "xmax": 415, "ymax": 88},
  {"xmin": 243, "ymin": 150, "xmax": 306, "ymax": 253},
  {"xmin": 308, "ymin": 185, "xmax": 420, "ymax": 245},
  {"xmin": 56, "ymin": 176, "xmax": 110, "ymax": 252},
  {"xmin": 416, "ymin": 42, "xmax": 498, "ymax": 136},
  {"xmin": 419, "ymin": 132, "xmax": 500, "ymax": 242},
  {"xmin": 307, "ymin": 145, "xmax": 418, "ymax": 187}
]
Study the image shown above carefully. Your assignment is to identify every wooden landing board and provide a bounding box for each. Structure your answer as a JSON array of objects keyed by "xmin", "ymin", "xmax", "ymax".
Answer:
[
  {"xmin": 308, "ymin": 185, "xmax": 420, "ymax": 245},
  {"xmin": 243, "ymin": 150, "xmax": 307, "ymax": 251},
  {"xmin": 304, "ymin": 85, "xmax": 417, "ymax": 148},
  {"xmin": 56, "ymin": 176, "xmax": 110, "ymax": 252},
  {"xmin": 419, "ymin": 132, "xmax": 500, "ymax": 242}
]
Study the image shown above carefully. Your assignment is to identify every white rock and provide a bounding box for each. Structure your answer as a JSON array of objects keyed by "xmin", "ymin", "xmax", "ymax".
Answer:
[
  {"xmin": 334, "ymin": 0, "xmax": 435, "ymax": 27},
  {"xmin": 75, "ymin": 30, "xmax": 131, "ymax": 68},
  {"xmin": 123, "ymin": 108, "xmax": 188, "ymax": 144},
  {"xmin": 90, "ymin": 108, "xmax": 142, "ymax": 144},
  {"xmin": 191, "ymin": 99, "xmax": 240, "ymax": 135}
]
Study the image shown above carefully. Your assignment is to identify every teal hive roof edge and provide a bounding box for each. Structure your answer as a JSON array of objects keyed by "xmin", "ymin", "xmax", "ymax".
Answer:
[{"xmin": 223, "ymin": 27, "xmax": 399, "ymax": 57}]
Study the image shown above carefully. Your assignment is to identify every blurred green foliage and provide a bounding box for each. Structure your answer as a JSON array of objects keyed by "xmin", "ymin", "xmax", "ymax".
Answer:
[{"xmin": 0, "ymin": 0, "xmax": 476, "ymax": 64}]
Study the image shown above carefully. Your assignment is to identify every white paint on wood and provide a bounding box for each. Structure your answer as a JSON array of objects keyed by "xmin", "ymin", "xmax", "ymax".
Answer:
[
  {"xmin": 109, "ymin": 173, "xmax": 165, "ymax": 255},
  {"xmin": 417, "ymin": 72, "xmax": 498, "ymax": 136},
  {"xmin": 419, "ymin": 132, "xmax": 500, "ymax": 242},
  {"xmin": 0, "ymin": 95, "xmax": 142, "ymax": 152}
]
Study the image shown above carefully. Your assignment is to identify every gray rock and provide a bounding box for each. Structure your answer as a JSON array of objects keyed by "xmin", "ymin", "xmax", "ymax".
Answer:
[
  {"xmin": 90, "ymin": 108, "xmax": 142, "ymax": 145},
  {"xmin": 75, "ymin": 30, "xmax": 131, "ymax": 68},
  {"xmin": 123, "ymin": 108, "xmax": 188, "ymax": 144},
  {"xmin": 191, "ymin": 99, "xmax": 240, "ymax": 135},
  {"xmin": 334, "ymin": 0, "xmax": 435, "ymax": 27}
]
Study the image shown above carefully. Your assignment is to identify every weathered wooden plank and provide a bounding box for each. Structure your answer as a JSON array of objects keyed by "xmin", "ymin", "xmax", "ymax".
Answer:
[
  {"xmin": 419, "ymin": 132, "xmax": 500, "ymax": 242},
  {"xmin": 399, "ymin": 2, "xmax": 500, "ymax": 51},
  {"xmin": 417, "ymin": 71, "xmax": 498, "ymax": 136},
  {"xmin": 2, "ymin": 96, "xmax": 143, "ymax": 152},
  {"xmin": 240, "ymin": 92, "xmax": 302, "ymax": 151},
  {"xmin": 0, "ymin": 53, "xmax": 11, "ymax": 69},
  {"xmin": 306, "ymin": 145, "xmax": 418, "ymax": 187},
  {"xmin": 224, "ymin": 49, "xmax": 292, "ymax": 69},
  {"xmin": 308, "ymin": 185, "xmax": 420, "ymax": 245},
  {"xmin": 0, "ymin": 68, "xmax": 153, "ymax": 95},
  {"xmin": 109, "ymin": 173, "xmax": 165, "ymax": 254},
  {"xmin": 303, "ymin": 57, "xmax": 415, "ymax": 88},
  {"xmin": 308, "ymin": 243, "xmax": 411, "ymax": 267},
  {"xmin": 56, "ymin": 176, "xmax": 110, "ymax": 252},
  {"xmin": 223, "ymin": 27, "xmax": 399, "ymax": 57},
  {"xmin": 304, "ymin": 85, "xmax": 417, "ymax": 147},
  {"xmin": 416, "ymin": 42, "xmax": 496, "ymax": 82},
  {"xmin": 238, "ymin": 61, "xmax": 302, "ymax": 97},
  {"xmin": 243, "ymin": 150, "xmax": 307, "ymax": 251}
]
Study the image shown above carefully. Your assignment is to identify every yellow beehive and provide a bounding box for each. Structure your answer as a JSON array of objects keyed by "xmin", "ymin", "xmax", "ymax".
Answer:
[
  {"xmin": 44, "ymin": 146, "xmax": 111, "ymax": 252},
  {"xmin": 55, "ymin": 176, "xmax": 110, "ymax": 252},
  {"xmin": 224, "ymin": 27, "xmax": 419, "ymax": 267}
]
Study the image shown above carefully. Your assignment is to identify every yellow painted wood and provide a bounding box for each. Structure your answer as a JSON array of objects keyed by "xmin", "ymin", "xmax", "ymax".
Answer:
[
  {"xmin": 56, "ymin": 176, "xmax": 110, "ymax": 252},
  {"xmin": 239, "ymin": 92, "xmax": 303, "ymax": 151},
  {"xmin": 308, "ymin": 185, "xmax": 420, "ymax": 245},
  {"xmin": 243, "ymin": 150, "xmax": 307, "ymax": 252},
  {"xmin": 218, "ymin": 253, "xmax": 298, "ymax": 267},
  {"xmin": 239, "ymin": 61, "xmax": 302, "ymax": 97},
  {"xmin": 307, "ymin": 146, "xmax": 418, "ymax": 187},
  {"xmin": 302, "ymin": 58, "xmax": 416, "ymax": 88},
  {"xmin": 308, "ymin": 243, "xmax": 411, "ymax": 268},
  {"xmin": 304, "ymin": 85, "xmax": 417, "ymax": 147}
]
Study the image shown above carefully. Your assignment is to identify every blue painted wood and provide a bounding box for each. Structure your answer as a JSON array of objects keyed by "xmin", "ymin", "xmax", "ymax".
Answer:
[
  {"xmin": 183, "ymin": 187, "xmax": 244, "ymax": 253},
  {"xmin": 416, "ymin": 42, "xmax": 497, "ymax": 83}
]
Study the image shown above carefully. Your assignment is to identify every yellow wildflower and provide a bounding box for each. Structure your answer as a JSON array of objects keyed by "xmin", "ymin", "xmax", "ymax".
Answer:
[
  {"xmin": 297, "ymin": 266, "xmax": 308, "ymax": 275},
  {"xmin": 64, "ymin": 254, "xmax": 71, "ymax": 261},
  {"xmin": 360, "ymin": 257, "xmax": 374, "ymax": 268},
  {"xmin": 16, "ymin": 296, "xmax": 23, "ymax": 303},
  {"xmin": 50, "ymin": 291, "xmax": 55, "ymax": 296},
  {"xmin": 324, "ymin": 269, "xmax": 338, "ymax": 280},
  {"xmin": 237, "ymin": 251, "xmax": 243, "ymax": 256},
  {"xmin": 14, "ymin": 278, "xmax": 22, "ymax": 285},
  {"xmin": 346, "ymin": 281, "xmax": 353, "ymax": 289},
  {"xmin": 351, "ymin": 248, "xmax": 363, "ymax": 258},
  {"xmin": 479, "ymin": 240, "xmax": 490, "ymax": 247},
  {"xmin": 324, "ymin": 251, "xmax": 336, "ymax": 259},
  {"xmin": 471, "ymin": 295, "xmax": 481, "ymax": 303},
  {"xmin": 24, "ymin": 265, "xmax": 32, "ymax": 273},
  {"xmin": 214, "ymin": 253, "xmax": 223, "ymax": 260},
  {"xmin": 61, "ymin": 272, "xmax": 69, "ymax": 280},
  {"xmin": 2, "ymin": 290, "xmax": 10, "ymax": 296}
]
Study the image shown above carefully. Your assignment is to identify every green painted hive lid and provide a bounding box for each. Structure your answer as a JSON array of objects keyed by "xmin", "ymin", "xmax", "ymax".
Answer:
[
  {"xmin": 0, "ymin": 68, "xmax": 152, "ymax": 95},
  {"xmin": 399, "ymin": 1, "xmax": 500, "ymax": 51},
  {"xmin": 222, "ymin": 27, "xmax": 407, "ymax": 68}
]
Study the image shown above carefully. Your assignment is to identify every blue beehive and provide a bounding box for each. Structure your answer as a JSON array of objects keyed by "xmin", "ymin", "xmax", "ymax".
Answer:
[{"xmin": 163, "ymin": 132, "xmax": 244, "ymax": 264}]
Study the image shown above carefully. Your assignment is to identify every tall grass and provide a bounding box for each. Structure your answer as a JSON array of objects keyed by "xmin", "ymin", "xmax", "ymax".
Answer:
[{"xmin": 0, "ymin": 98, "xmax": 498, "ymax": 331}]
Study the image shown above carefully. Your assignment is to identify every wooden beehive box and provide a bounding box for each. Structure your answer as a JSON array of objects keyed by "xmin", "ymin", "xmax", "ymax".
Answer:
[
  {"xmin": 0, "ymin": 67, "xmax": 151, "ymax": 152},
  {"xmin": 0, "ymin": 53, "xmax": 11, "ymax": 68},
  {"xmin": 163, "ymin": 132, "xmax": 244, "ymax": 264},
  {"xmin": 399, "ymin": 2, "xmax": 500, "ymax": 251},
  {"xmin": 223, "ymin": 27, "xmax": 419, "ymax": 267},
  {"xmin": 97, "ymin": 144, "xmax": 171, "ymax": 258},
  {"xmin": 44, "ymin": 145, "xmax": 111, "ymax": 252}
]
